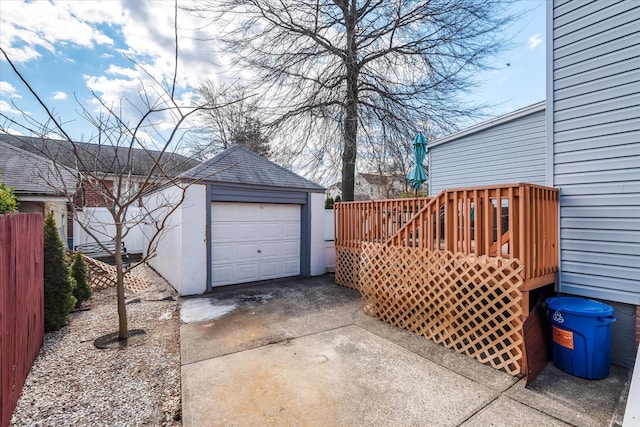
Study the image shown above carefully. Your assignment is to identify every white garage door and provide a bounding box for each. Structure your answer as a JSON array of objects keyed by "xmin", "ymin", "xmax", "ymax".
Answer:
[{"xmin": 211, "ymin": 202, "xmax": 301, "ymax": 287}]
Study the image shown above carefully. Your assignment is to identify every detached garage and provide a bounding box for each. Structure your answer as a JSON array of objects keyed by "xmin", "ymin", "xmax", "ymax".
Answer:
[{"xmin": 146, "ymin": 146, "xmax": 326, "ymax": 295}]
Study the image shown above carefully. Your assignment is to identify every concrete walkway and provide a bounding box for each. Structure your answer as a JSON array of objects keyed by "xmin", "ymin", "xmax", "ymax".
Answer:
[{"xmin": 180, "ymin": 276, "xmax": 629, "ymax": 426}]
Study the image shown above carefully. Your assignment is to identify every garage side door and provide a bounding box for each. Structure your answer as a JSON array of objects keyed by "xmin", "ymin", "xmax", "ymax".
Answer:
[{"xmin": 211, "ymin": 202, "xmax": 301, "ymax": 287}]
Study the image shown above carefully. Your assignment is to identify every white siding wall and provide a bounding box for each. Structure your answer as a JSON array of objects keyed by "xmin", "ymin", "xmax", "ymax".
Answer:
[
  {"xmin": 180, "ymin": 185, "xmax": 208, "ymax": 293},
  {"xmin": 145, "ymin": 184, "xmax": 207, "ymax": 296},
  {"xmin": 74, "ymin": 207, "xmax": 146, "ymax": 253},
  {"xmin": 428, "ymin": 107, "xmax": 547, "ymax": 195},
  {"xmin": 550, "ymin": 0, "xmax": 640, "ymax": 305},
  {"xmin": 144, "ymin": 186, "xmax": 183, "ymax": 291}
]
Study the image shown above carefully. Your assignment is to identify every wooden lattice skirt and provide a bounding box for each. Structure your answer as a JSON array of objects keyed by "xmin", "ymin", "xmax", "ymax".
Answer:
[
  {"xmin": 359, "ymin": 243, "xmax": 525, "ymax": 375},
  {"xmin": 82, "ymin": 256, "xmax": 152, "ymax": 294},
  {"xmin": 335, "ymin": 246, "xmax": 361, "ymax": 290}
]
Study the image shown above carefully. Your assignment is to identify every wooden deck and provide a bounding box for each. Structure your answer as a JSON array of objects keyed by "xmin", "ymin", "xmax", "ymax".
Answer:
[{"xmin": 334, "ymin": 183, "xmax": 559, "ymax": 375}]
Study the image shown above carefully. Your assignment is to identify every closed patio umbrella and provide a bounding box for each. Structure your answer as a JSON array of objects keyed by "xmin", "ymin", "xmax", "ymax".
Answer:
[{"xmin": 406, "ymin": 132, "xmax": 428, "ymax": 194}]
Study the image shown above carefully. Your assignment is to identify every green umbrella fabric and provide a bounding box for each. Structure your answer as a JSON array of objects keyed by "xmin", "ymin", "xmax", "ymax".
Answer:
[{"xmin": 406, "ymin": 132, "xmax": 427, "ymax": 190}]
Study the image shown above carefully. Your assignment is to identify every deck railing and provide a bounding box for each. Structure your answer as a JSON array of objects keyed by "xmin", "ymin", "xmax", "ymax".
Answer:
[{"xmin": 335, "ymin": 183, "xmax": 558, "ymax": 289}]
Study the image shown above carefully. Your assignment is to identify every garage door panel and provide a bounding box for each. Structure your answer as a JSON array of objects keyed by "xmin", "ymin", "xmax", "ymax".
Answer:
[
  {"xmin": 212, "ymin": 244, "xmax": 235, "ymax": 263},
  {"xmin": 236, "ymin": 264, "xmax": 260, "ymax": 282},
  {"xmin": 260, "ymin": 261, "xmax": 280, "ymax": 279},
  {"xmin": 261, "ymin": 204, "xmax": 297, "ymax": 220},
  {"xmin": 213, "ymin": 222, "xmax": 260, "ymax": 243},
  {"xmin": 282, "ymin": 223, "xmax": 300, "ymax": 239},
  {"xmin": 259, "ymin": 242, "xmax": 282, "ymax": 259},
  {"xmin": 233, "ymin": 203, "xmax": 259, "ymax": 220},
  {"xmin": 213, "ymin": 203, "xmax": 256, "ymax": 221},
  {"xmin": 236, "ymin": 243, "xmax": 259, "ymax": 262},
  {"xmin": 211, "ymin": 266, "xmax": 234, "ymax": 286},
  {"xmin": 282, "ymin": 260, "xmax": 300, "ymax": 276},
  {"xmin": 237, "ymin": 224, "xmax": 260, "ymax": 242},
  {"xmin": 211, "ymin": 202, "xmax": 301, "ymax": 287},
  {"xmin": 282, "ymin": 241, "xmax": 299, "ymax": 257},
  {"xmin": 211, "ymin": 223, "xmax": 236, "ymax": 241},
  {"xmin": 261, "ymin": 225, "xmax": 282, "ymax": 240}
]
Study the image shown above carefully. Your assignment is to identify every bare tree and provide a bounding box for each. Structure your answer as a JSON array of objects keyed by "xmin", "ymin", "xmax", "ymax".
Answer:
[
  {"xmin": 189, "ymin": 0, "xmax": 515, "ymax": 200},
  {"xmin": 187, "ymin": 82, "xmax": 271, "ymax": 160},
  {"xmin": 0, "ymin": 12, "xmax": 216, "ymax": 340}
]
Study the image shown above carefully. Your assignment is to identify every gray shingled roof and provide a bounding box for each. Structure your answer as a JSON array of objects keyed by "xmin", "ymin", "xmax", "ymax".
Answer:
[
  {"xmin": 0, "ymin": 140, "xmax": 78, "ymax": 196},
  {"xmin": 182, "ymin": 146, "xmax": 325, "ymax": 191},
  {"xmin": 0, "ymin": 133, "xmax": 200, "ymax": 176}
]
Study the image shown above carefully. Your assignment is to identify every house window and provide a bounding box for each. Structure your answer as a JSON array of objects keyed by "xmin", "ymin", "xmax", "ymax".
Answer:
[{"xmin": 369, "ymin": 187, "xmax": 374, "ymax": 195}]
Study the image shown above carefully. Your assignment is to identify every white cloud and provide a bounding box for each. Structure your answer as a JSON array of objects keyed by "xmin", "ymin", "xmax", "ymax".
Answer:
[
  {"xmin": 1, "ymin": 1, "xmax": 226, "ymax": 93},
  {"xmin": 0, "ymin": 1, "xmax": 116, "ymax": 65},
  {"xmin": 0, "ymin": 81, "xmax": 21, "ymax": 98},
  {"xmin": 528, "ymin": 33, "xmax": 542, "ymax": 50},
  {"xmin": 52, "ymin": 91, "xmax": 68, "ymax": 100},
  {"xmin": 1, "ymin": 1, "xmax": 233, "ymax": 146},
  {"xmin": 105, "ymin": 65, "xmax": 139, "ymax": 79},
  {"xmin": 3, "ymin": 127, "xmax": 24, "ymax": 136},
  {"xmin": 0, "ymin": 100, "xmax": 20, "ymax": 114}
]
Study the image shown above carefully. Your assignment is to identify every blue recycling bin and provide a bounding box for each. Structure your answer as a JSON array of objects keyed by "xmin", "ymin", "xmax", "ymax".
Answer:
[{"xmin": 546, "ymin": 297, "xmax": 616, "ymax": 379}]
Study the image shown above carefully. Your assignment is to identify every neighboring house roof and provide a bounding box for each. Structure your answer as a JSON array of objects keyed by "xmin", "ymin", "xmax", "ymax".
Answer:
[
  {"xmin": 0, "ymin": 140, "xmax": 78, "ymax": 196},
  {"xmin": 358, "ymin": 173, "xmax": 391, "ymax": 186},
  {"xmin": 428, "ymin": 101, "xmax": 546, "ymax": 149},
  {"xmin": 182, "ymin": 146, "xmax": 325, "ymax": 191},
  {"xmin": 358, "ymin": 173, "xmax": 409, "ymax": 186},
  {"xmin": 0, "ymin": 133, "xmax": 200, "ymax": 176}
]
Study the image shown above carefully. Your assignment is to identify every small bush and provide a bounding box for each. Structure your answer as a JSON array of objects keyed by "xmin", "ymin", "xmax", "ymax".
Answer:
[
  {"xmin": 399, "ymin": 190, "xmax": 429, "ymax": 198},
  {"xmin": 71, "ymin": 250, "xmax": 92, "ymax": 307},
  {"xmin": 0, "ymin": 181, "xmax": 18, "ymax": 213},
  {"xmin": 43, "ymin": 212, "xmax": 75, "ymax": 331},
  {"xmin": 334, "ymin": 195, "xmax": 341, "ymax": 203},
  {"xmin": 325, "ymin": 197, "xmax": 334, "ymax": 209}
]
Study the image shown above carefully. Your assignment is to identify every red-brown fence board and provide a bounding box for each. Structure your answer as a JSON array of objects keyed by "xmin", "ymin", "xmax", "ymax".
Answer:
[{"xmin": 0, "ymin": 213, "xmax": 44, "ymax": 427}]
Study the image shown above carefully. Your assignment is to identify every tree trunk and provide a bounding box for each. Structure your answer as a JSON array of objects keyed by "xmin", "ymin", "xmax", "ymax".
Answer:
[
  {"xmin": 341, "ymin": 1, "xmax": 358, "ymax": 202},
  {"xmin": 115, "ymin": 219, "xmax": 128, "ymax": 340}
]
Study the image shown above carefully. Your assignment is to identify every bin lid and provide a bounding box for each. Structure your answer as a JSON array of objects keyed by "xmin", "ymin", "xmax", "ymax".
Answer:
[{"xmin": 546, "ymin": 297, "xmax": 614, "ymax": 316}]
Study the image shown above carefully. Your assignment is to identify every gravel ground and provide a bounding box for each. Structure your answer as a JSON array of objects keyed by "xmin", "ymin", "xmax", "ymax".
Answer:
[{"xmin": 10, "ymin": 264, "xmax": 182, "ymax": 427}]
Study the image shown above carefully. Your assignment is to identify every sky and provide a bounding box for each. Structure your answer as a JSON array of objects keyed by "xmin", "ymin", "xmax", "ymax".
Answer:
[{"xmin": 0, "ymin": 0, "xmax": 547, "ymax": 162}]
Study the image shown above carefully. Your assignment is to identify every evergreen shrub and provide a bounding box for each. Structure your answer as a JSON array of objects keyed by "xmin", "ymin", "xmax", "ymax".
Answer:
[
  {"xmin": 43, "ymin": 212, "xmax": 75, "ymax": 331},
  {"xmin": 71, "ymin": 250, "xmax": 92, "ymax": 307}
]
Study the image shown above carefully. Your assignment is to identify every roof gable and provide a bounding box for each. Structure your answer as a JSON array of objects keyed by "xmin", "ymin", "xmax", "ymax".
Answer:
[
  {"xmin": 182, "ymin": 146, "xmax": 324, "ymax": 191},
  {"xmin": 0, "ymin": 140, "xmax": 78, "ymax": 196},
  {"xmin": 0, "ymin": 134, "xmax": 200, "ymax": 176}
]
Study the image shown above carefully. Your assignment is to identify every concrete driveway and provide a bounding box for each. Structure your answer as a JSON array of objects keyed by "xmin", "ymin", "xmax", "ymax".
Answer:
[{"xmin": 180, "ymin": 275, "xmax": 629, "ymax": 426}]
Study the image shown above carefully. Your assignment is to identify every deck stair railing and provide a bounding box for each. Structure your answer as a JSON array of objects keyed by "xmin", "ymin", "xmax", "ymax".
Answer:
[{"xmin": 334, "ymin": 183, "xmax": 559, "ymax": 375}]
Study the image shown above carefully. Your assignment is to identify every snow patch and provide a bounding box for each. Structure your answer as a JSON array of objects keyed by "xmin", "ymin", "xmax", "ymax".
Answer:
[{"xmin": 180, "ymin": 299, "xmax": 237, "ymax": 323}]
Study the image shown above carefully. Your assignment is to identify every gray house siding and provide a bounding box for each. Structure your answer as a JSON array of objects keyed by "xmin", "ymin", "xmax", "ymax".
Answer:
[
  {"xmin": 549, "ymin": 0, "xmax": 640, "ymax": 306},
  {"xmin": 428, "ymin": 103, "xmax": 546, "ymax": 195},
  {"xmin": 549, "ymin": 0, "xmax": 640, "ymax": 368}
]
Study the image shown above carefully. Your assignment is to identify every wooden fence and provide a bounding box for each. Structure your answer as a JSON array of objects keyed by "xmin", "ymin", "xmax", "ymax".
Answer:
[
  {"xmin": 0, "ymin": 214, "xmax": 44, "ymax": 427},
  {"xmin": 334, "ymin": 183, "xmax": 559, "ymax": 374}
]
